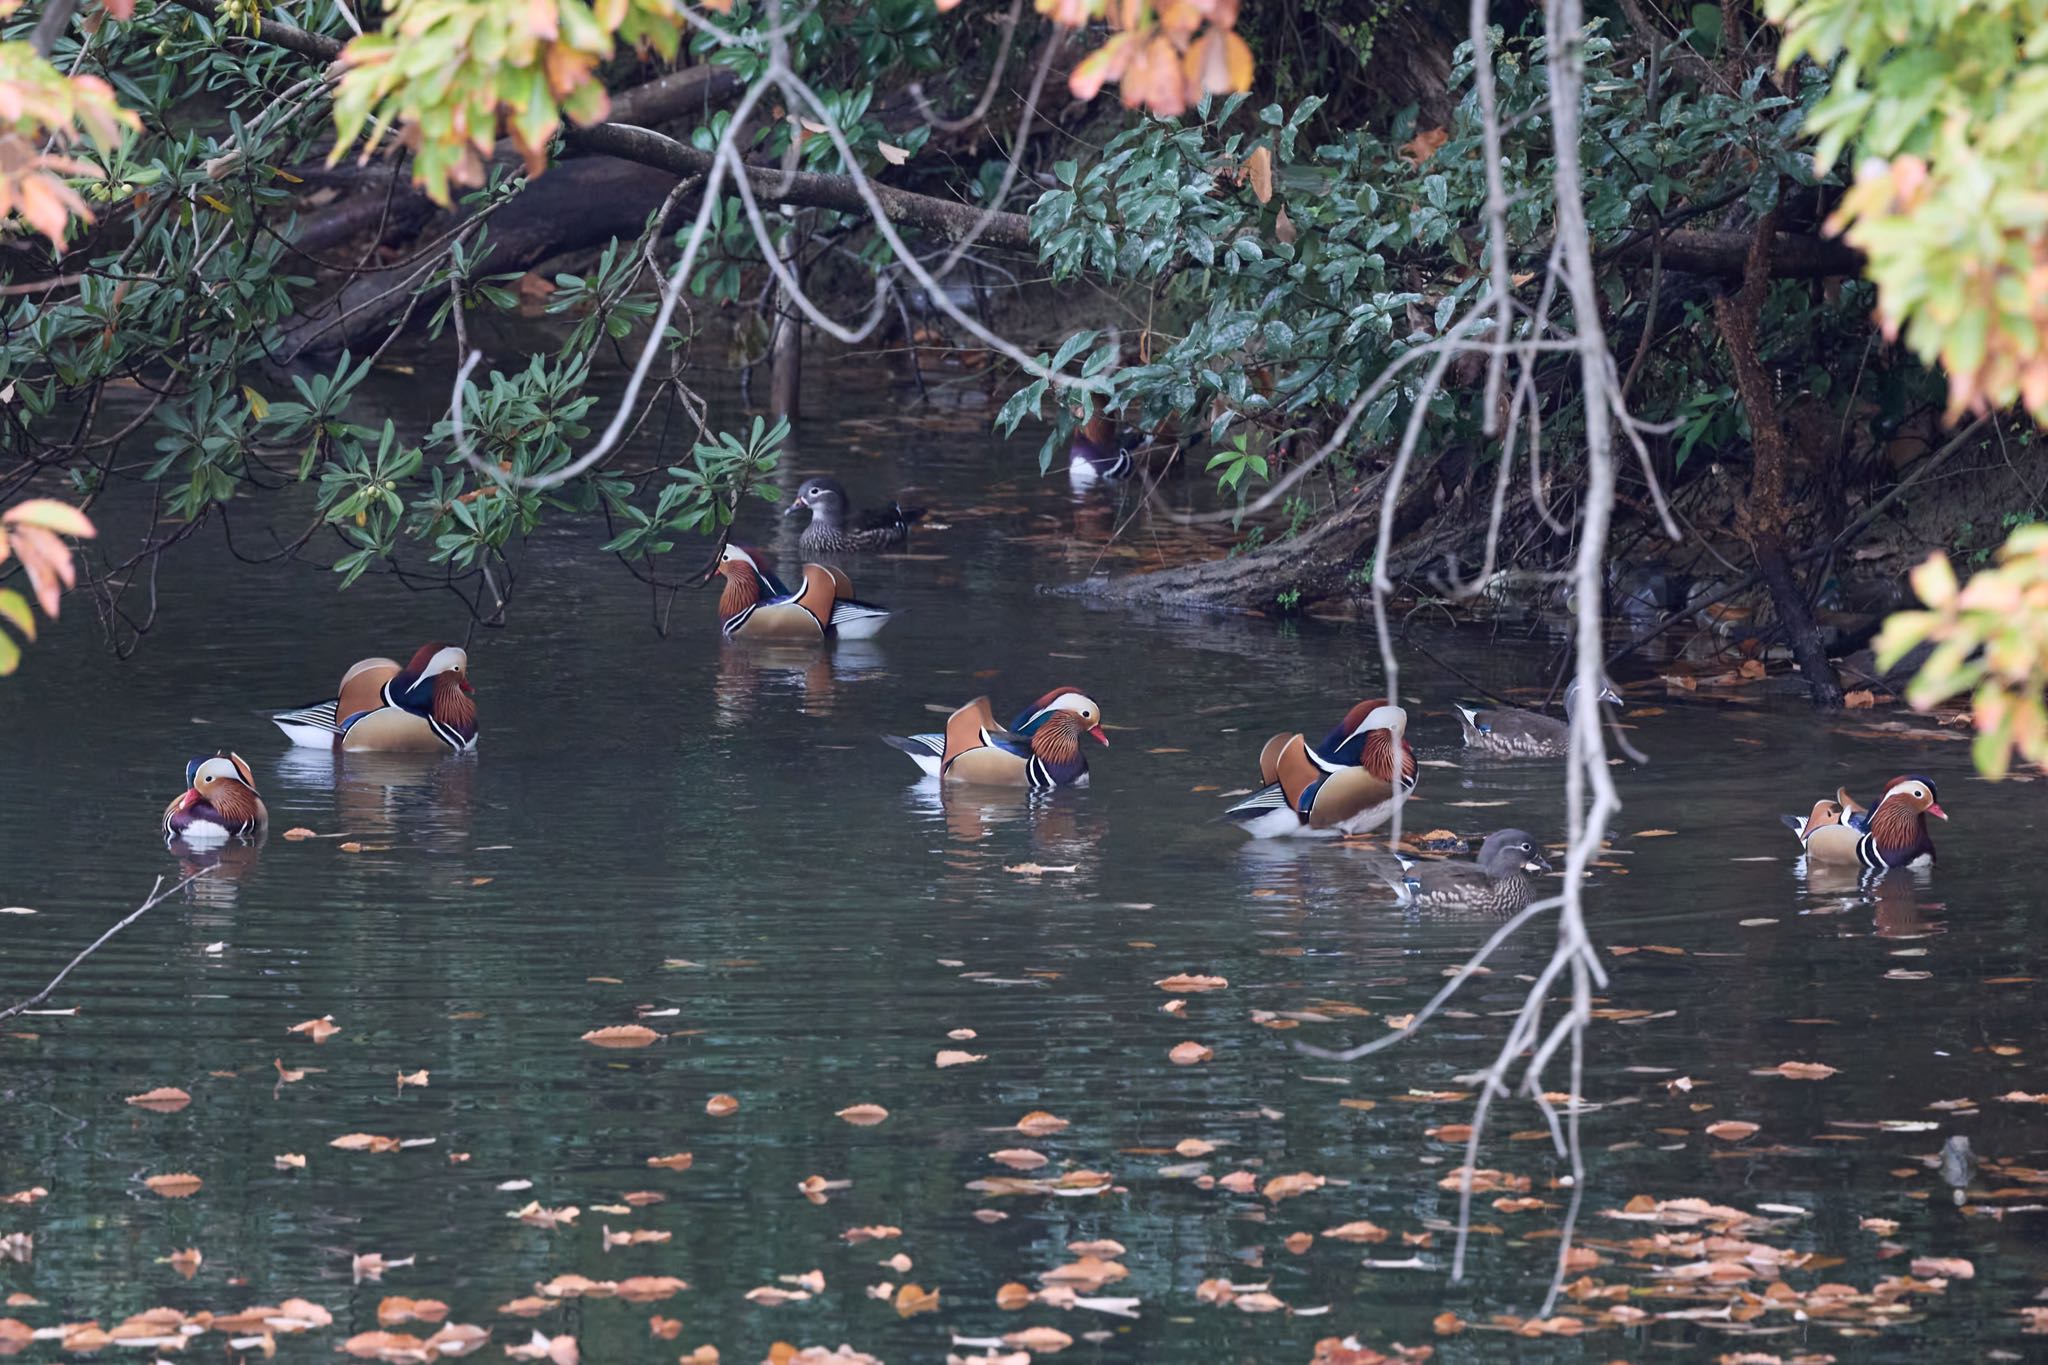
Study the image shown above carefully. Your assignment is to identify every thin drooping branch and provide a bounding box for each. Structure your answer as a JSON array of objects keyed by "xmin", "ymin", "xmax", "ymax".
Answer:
[{"xmin": 0, "ymin": 872, "xmax": 211, "ymax": 1023}]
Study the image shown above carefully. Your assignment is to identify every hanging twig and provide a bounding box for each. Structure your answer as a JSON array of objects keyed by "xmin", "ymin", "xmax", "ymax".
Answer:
[{"xmin": 0, "ymin": 872, "xmax": 212, "ymax": 1024}]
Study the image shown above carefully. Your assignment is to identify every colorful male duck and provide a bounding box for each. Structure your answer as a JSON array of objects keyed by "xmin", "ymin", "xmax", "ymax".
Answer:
[
  {"xmin": 883, "ymin": 690, "xmax": 1108, "ymax": 788},
  {"xmin": 1782, "ymin": 774, "xmax": 1945, "ymax": 869},
  {"xmin": 1068, "ymin": 413, "xmax": 1148, "ymax": 488},
  {"xmin": 785, "ymin": 476, "xmax": 926, "ymax": 554},
  {"xmin": 1454, "ymin": 678, "xmax": 1623, "ymax": 758},
  {"xmin": 713, "ymin": 543, "xmax": 890, "ymax": 640},
  {"xmin": 1224, "ymin": 700, "xmax": 1417, "ymax": 838},
  {"xmin": 1373, "ymin": 828, "xmax": 1552, "ymax": 915},
  {"xmin": 270, "ymin": 643, "xmax": 477, "ymax": 753},
  {"xmin": 162, "ymin": 752, "xmax": 268, "ymax": 843}
]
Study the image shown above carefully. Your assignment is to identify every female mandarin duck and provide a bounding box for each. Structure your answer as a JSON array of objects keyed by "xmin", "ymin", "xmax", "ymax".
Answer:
[
  {"xmin": 1454, "ymin": 678, "xmax": 1623, "ymax": 758},
  {"xmin": 1068, "ymin": 413, "xmax": 1148, "ymax": 488},
  {"xmin": 1782, "ymin": 774, "xmax": 1944, "ymax": 869},
  {"xmin": 713, "ymin": 543, "xmax": 889, "ymax": 640},
  {"xmin": 1224, "ymin": 700, "xmax": 1417, "ymax": 838},
  {"xmin": 1373, "ymin": 829, "xmax": 1551, "ymax": 915},
  {"xmin": 162, "ymin": 752, "xmax": 268, "ymax": 843},
  {"xmin": 785, "ymin": 476, "xmax": 926, "ymax": 554},
  {"xmin": 883, "ymin": 690, "xmax": 1108, "ymax": 788},
  {"xmin": 270, "ymin": 643, "xmax": 477, "ymax": 753}
]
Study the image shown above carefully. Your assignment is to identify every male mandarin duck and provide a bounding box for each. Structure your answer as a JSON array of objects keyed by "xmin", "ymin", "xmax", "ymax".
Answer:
[
  {"xmin": 713, "ymin": 543, "xmax": 889, "ymax": 640},
  {"xmin": 785, "ymin": 476, "xmax": 926, "ymax": 554},
  {"xmin": 1373, "ymin": 829, "xmax": 1552, "ymax": 915},
  {"xmin": 270, "ymin": 643, "xmax": 477, "ymax": 753},
  {"xmin": 1782, "ymin": 774, "xmax": 1945, "ymax": 869},
  {"xmin": 1224, "ymin": 700, "xmax": 1417, "ymax": 838},
  {"xmin": 1454, "ymin": 678, "xmax": 1623, "ymax": 758},
  {"xmin": 883, "ymin": 690, "xmax": 1108, "ymax": 789},
  {"xmin": 1068, "ymin": 413, "xmax": 1149, "ymax": 488},
  {"xmin": 162, "ymin": 752, "xmax": 268, "ymax": 843}
]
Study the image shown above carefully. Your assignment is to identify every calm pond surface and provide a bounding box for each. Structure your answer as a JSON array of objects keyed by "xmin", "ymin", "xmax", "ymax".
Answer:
[{"xmin": 3, "ymin": 346, "xmax": 2045, "ymax": 1363}]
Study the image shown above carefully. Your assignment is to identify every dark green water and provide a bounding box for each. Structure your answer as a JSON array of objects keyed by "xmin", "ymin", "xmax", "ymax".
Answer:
[{"xmin": 3, "ymin": 352, "xmax": 2044, "ymax": 1363}]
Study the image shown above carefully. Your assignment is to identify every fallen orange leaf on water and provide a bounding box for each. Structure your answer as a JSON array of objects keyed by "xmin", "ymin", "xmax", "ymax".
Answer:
[
  {"xmin": 646, "ymin": 1152, "xmax": 695, "ymax": 1170},
  {"xmin": 1284, "ymin": 1232, "xmax": 1314, "ymax": 1254},
  {"xmin": 144, "ymin": 1173, "xmax": 202, "ymax": 1198},
  {"xmin": 1706, "ymin": 1120, "xmax": 1760, "ymax": 1141},
  {"xmin": 581, "ymin": 1025, "xmax": 660, "ymax": 1049},
  {"xmin": 1168, "ymin": 1041, "xmax": 1213, "ymax": 1065},
  {"xmin": 705, "ymin": 1094, "xmax": 739, "ymax": 1116},
  {"xmin": 125, "ymin": 1086, "xmax": 192, "ymax": 1113},
  {"xmin": 377, "ymin": 1297, "xmax": 449, "ymax": 1326},
  {"xmin": 286, "ymin": 1016, "xmax": 340, "ymax": 1043},
  {"xmin": 274, "ymin": 1152, "xmax": 306, "ymax": 1170},
  {"xmin": 282, "ymin": 827, "xmax": 317, "ymax": 840},
  {"xmin": 164, "ymin": 1247, "xmax": 202, "ymax": 1278},
  {"xmin": 495, "ymin": 1298, "xmax": 556, "ymax": 1318},
  {"xmin": 504, "ymin": 1331, "xmax": 577, "ymax": 1363},
  {"xmin": 1174, "ymin": 1138, "xmax": 1216, "ymax": 1157},
  {"xmin": 613, "ymin": 1276, "xmax": 688, "ymax": 1303},
  {"xmin": 947, "ymin": 1028, "xmax": 978, "ymax": 1041},
  {"xmin": 842, "ymin": 1225, "xmax": 900, "ymax": 1244},
  {"xmin": 1321, "ymin": 1220, "xmax": 1389, "ymax": 1243},
  {"xmin": 836, "ymin": 1104, "xmax": 888, "ymax": 1125},
  {"xmin": 936, "ymin": 1050, "xmax": 986, "ymax": 1068},
  {"xmin": 1768, "ymin": 1060, "xmax": 1838, "ymax": 1080},
  {"xmin": 990, "ymin": 1149, "xmax": 1047, "ymax": 1170},
  {"xmin": 396, "ymin": 1070, "xmax": 429, "ymax": 1089},
  {"xmin": 602, "ymin": 1226, "xmax": 671, "ymax": 1248},
  {"xmin": 1154, "ymin": 974, "xmax": 1228, "ymax": 993},
  {"xmin": 648, "ymin": 1316, "xmax": 681, "ymax": 1340},
  {"xmin": 1003, "ymin": 1326, "xmax": 1073, "ymax": 1351},
  {"xmin": 341, "ymin": 1330, "xmax": 431, "ymax": 1360},
  {"xmin": 1015, "ymin": 1111, "xmax": 1068, "ymax": 1136},
  {"xmin": 1910, "ymin": 1256, "xmax": 1975, "ymax": 1280},
  {"xmin": 330, "ymin": 1133, "xmax": 401, "ymax": 1154},
  {"xmin": 894, "ymin": 1283, "xmax": 940, "ymax": 1317},
  {"xmin": 1263, "ymin": 1172, "xmax": 1325, "ymax": 1202}
]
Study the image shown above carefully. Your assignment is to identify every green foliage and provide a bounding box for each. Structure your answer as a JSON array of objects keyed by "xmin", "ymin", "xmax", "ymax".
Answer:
[
  {"xmin": 1016, "ymin": 25, "xmax": 1821, "ymax": 510},
  {"xmin": 1764, "ymin": 0, "xmax": 2048, "ymax": 423},
  {"xmin": 1879, "ymin": 527, "xmax": 2048, "ymax": 780},
  {"xmin": 601, "ymin": 415, "xmax": 789, "ymax": 558}
]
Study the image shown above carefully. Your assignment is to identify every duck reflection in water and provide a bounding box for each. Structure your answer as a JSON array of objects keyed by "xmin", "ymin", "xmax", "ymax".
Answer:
[
  {"xmin": 273, "ymin": 747, "xmax": 476, "ymax": 855},
  {"xmin": 900, "ymin": 781, "xmax": 1104, "ymax": 870},
  {"xmin": 169, "ymin": 836, "xmax": 264, "ymax": 911},
  {"xmin": 1798, "ymin": 857, "xmax": 1943, "ymax": 940},
  {"xmin": 714, "ymin": 638, "xmax": 888, "ymax": 729}
]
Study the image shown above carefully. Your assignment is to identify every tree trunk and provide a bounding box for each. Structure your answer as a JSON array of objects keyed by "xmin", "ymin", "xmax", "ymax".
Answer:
[
  {"xmin": 771, "ymin": 226, "xmax": 804, "ymax": 422},
  {"xmin": 1714, "ymin": 205, "xmax": 1844, "ymax": 707}
]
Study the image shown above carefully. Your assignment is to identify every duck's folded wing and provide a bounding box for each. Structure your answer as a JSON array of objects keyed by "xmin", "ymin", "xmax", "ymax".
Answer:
[{"xmin": 942, "ymin": 696, "xmax": 1002, "ymax": 768}]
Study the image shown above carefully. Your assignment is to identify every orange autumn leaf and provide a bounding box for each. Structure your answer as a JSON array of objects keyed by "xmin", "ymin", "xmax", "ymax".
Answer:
[
  {"xmin": 836, "ymin": 1104, "xmax": 889, "ymax": 1125},
  {"xmin": 124, "ymin": 1086, "xmax": 192, "ymax": 1113},
  {"xmin": 287, "ymin": 1016, "xmax": 341, "ymax": 1042},
  {"xmin": 646, "ymin": 1152, "xmax": 695, "ymax": 1170},
  {"xmin": 581, "ymin": 1025, "xmax": 660, "ymax": 1048},
  {"xmin": 144, "ymin": 1172, "xmax": 202, "ymax": 1198},
  {"xmin": 1399, "ymin": 127, "xmax": 1449, "ymax": 167},
  {"xmin": 894, "ymin": 1283, "xmax": 940, "ymax": 1318},
  {"xmin": 705, "ymin": 1094, "xmax": 739, "ymax": 1116},
  {"xmin": 1154, "ymin": 973, "xmax": 1228, "ymax": 993}
]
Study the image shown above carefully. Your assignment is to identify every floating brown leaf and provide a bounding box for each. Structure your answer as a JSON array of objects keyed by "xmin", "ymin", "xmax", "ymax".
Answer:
[
  {"xmin": 1002, "ymin": 1326, "xmax": 1074, "ymax": 1351},
  {"xmin": 996, "ymin": 1281, "xmax": 1034, "ymax": 1311},
  {"xmin": 1706, "ymin": 1120, "xmax": 1761, "ymax": 1141},
  {"xmin": 614, "ymin": 1276, "xmax": 688, "ymax": 1304},
  {"xmin": 646, "ymin": 1152, "xmax": 695, "ymax": 1170},
  {"xmin": 1398, "ymin": 126, "xmax": 1449, "ymax": 166},
  {"xmin": 705, "ymin": 1094, "xmax": 740, "ymax": 1116},
  {"xmin": 1154, "ymin": 974, "xmax": 1228, "ymax": 993},
  {"xmin": 1174, "ymin": 1138, "xmax": 1216, "ymax": 1157},
  {"xmin": 331, "ymin": 1133, "xmax": 402, "ymax": 1154},
  {"xmin": 164, "ymin": 1247, "xmax": 202, "ymax": 1278},
  {"xmin": 1168, "ymin": 1041, "xmax": 1213, "ymax": 1065},
  {"xmin": 396, "ymin": 1070, "xmax": 429, "ymax": 1089},
  {"xmin": 582, "ymin": 1025, "xmax": 660, "ymax": 1049},
  {"xmin": 1262, "ymin": 1172, "xmax": 1325, "ymax": 1202},
  {"xmin": 496, "ymin": 1298, "xmax": 556, "ymax": 1318},
  {"xmin": 377, "ymin": 1297, "xmax": 449, "ymax": 1326},
  {"xmin": 424, "ymin": 1324, "xmax": 489, "ymax": 1358},
  {"xmin": 836, "ymin": 1104, "xmax": 889, "ymax": 1126},
  {"xmin": 842, "ymin": 1225, "xmax": 900, "ymax": 1244},
  {"xmin": 504, "ymin": 1331, "xmax": 578, "ymax": 1364},
  {"xmin": 125, "ymin": 1086, "xmax": 192, "ymax": 1113},
  {"xmin": 990, "ymin": 1149, "xmax": 1047, "ymax": 1170},
  {"xmin": 936, "ymin": 1050, "xmax": 986, "ymax": 1068},
  {"xmin": 1770, "ymin": 1061, "xmax": 1839, "ymax": 1080},
  {"xmin": 286, "ymin": 1016, "xmax": 340, "ymax": 1043},
  {"xmin": 144, "ymin": 1172, "xmax": 202, "ymax": 1198},
  {"xmin": 1910, "ymin": 1256, "xmax": 1975, "ymax": 1280},
  {"xmin": 648, "ymin": 1316, "xmax": 682, "ymax": 1340},
  {"xmin": 895, "ymin": 1283, "xmax": 940, "ymax": 1318},
  {"xmin": 341, "ymin": 1330, "xmax": 430, "ymax": 1360},
  {"xmin": 1015, "ymin": 1110, "xmax": 1069, "ymax": 1136}
]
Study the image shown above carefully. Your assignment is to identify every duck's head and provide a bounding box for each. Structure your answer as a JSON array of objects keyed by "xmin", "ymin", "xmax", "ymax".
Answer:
[
  {"xmin": 1563, "ymin": 676, "xmax": 1625, "ymax": 709},
  {"xmin": 186, "ymin": 751, "xmax": 259, "ymax": 797},
  {"xmin": 1013, "ymin": 688, "xmax": 1109, "ymax": 746},
  {"xmin": 785, "ymin": 477, "xmax": 850, "ymax": 519},
  {"xmin": 1477, "ymin": 828, "xmax": 1551, "ymax": 875},
  {"xmin": 716, "ymin": 543, "xmax": 770, "ymax": 578},
  {"xmin": 1876, "ymin": 774, "xmax": 1945, "ymax": 821}
]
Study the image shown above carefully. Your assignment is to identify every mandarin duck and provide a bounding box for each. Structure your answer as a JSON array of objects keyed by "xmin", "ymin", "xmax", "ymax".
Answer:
[
  {"xmin": 162, "ymin": 752, "xmax": 268, "ymax": 843},
  {"xmin": 713, "ymin": 543, "xmax": 889, "ymax": 640},
  {"xmin": 1068, "ymin": 413, "xmax": 1148, "ymax": 488},
  {"xmin": 1454, "ymin": 678, "xmax": 1623, "ymax": 758},
  {"xmin": 1373, "ymin": 829, "xmax": 1551, "ymax": 915},
  {"xmin": 1224, "ymin": 700, "xmax": 1417, "ymax": 838},
  {"xmin": 1781, "ymin": 774, "xmax": 1944, "ymax": 869},
  {"xmin": 785, "ymin": 476, "xmax": 926, "ymax": 554},
  {"xmin": 270, "ymin": 643, "xmax": 477, "ymax": 753},
  {"xmin": 883, "ymin": 690, "xmax": 1108, "ymax": 788}
]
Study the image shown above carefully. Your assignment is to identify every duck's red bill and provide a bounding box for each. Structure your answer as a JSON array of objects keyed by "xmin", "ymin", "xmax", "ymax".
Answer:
[{"xmin": 1088, "ymin": 725, "xmax": 1109, "ymax": 746}]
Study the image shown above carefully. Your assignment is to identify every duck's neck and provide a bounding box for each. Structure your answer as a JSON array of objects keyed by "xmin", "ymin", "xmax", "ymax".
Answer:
[
  {"xmin": 1868, "ymin": 798, "xmax": 1932, "ymax": 862},
  {"xmin": 432, "ymin": 672, "xmax": 476, "ymax": 739},
  {"xmin": 1031, "ymin": 714, "xmax": 1089, "ymax": 783},
  {"xmin": 719, "ymin": 565, "xmax": 761, "ymax": 620},
  {"xmin": 207, "ymin": 780, "xmax": 263, "ymax": 828},
  {"xmin": 1363, "ymin": 731, "xmax": 1416, "ymax": 787}
]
